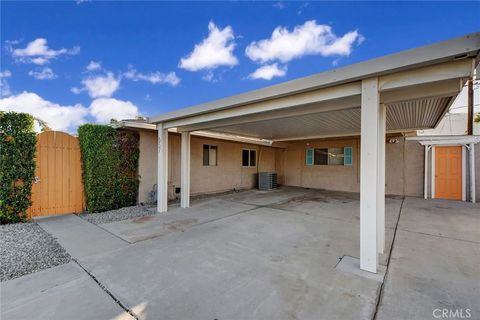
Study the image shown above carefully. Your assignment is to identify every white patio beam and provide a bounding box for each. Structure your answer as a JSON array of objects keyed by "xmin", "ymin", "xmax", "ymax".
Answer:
[
  {"xmin": 177, "ymin": 97, "xmax": 361, "ymax": 133},
  {"xmin": 158, "ymin": 59, "xmax": 473, "ymax": 133},
  {"xmin": 180, "ymin": 132, "xmax": 191, "ymax": 208},
  {"xmin": 164, "ymin": 83, "xmax": 362, "ymax": 129},
  {"xmin": 378, "ymin": 59, "xmax": 473, "ymax": 92},
  {"xmin": 157, "ymin": 123, "xmax": 169, "ymax": 213},
  {"xmin": 380, "ymin": 79, "xmax": 461, "ymax": 104},
  {"xmin": 360, "ymin": 77, "xmax": 381, "ymax": 273}
]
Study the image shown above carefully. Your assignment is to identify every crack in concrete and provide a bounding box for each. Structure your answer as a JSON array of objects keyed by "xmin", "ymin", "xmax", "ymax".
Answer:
[
  {"xmin": 73, "ymin": 259, "xmax": 139, "ymax": 320},
  {"xmin": 394, "ymin": 228, "xmax": 480, "ymax": 244},
  {"xmin": 372, "ymin": 197, "xmax": 405, "ymax": 320}
]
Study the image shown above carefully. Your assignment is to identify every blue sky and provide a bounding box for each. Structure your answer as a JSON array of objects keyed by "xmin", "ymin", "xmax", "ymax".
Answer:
[{"xmin": 1, "ymin": 1, "xmax": 479, "ymax": 133}]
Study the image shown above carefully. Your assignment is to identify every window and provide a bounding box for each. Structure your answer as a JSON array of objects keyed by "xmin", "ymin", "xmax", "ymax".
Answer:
[
  {"xmin": 203, "ymin": 145, "xmax": 217, "ymax": 166},
  {"xmin": 305, "ymin": 147, "xmax": 352, "ymax": 166},
  {"xmin": 314, "ymin": 148, "xmax": 328, "ymax": 165},
  {"xmin": 327, "ymin": 148, "xmax": 344, "ymax": 165},
  {"xmin": 242, "ymin": 149, "xmax": 256, "ymax": 167}
]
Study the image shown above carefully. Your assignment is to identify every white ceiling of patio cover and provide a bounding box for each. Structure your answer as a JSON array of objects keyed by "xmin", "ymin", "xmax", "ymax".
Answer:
[{"xmin": 208, "ymin": 96, "xmax": 453, "ymax": 140}]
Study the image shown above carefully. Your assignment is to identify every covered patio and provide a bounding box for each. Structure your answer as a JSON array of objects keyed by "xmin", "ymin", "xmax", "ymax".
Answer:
[{"xmin": 149, "ymin": 33, "xmax": 480, "ymax": 274}]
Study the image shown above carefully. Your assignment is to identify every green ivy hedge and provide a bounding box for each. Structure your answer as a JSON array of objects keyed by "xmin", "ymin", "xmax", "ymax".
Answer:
[
  {"xmin": 78, "ymin": 124, "xmax": 139, "ymax": 213},
  {"xmin": 0, "ymin": 112, "xmax": 36, "ymax": 224}
]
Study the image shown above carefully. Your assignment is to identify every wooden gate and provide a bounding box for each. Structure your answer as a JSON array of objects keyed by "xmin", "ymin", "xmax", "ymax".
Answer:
[{"xmin": 28, "ymin": 131, "xmax": 85, "ymax": 218}]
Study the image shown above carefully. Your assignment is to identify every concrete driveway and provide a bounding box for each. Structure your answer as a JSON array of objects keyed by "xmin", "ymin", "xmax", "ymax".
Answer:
[{"xmin": 1, "ymin": 187, "xmax": 479, "ymax": 320}]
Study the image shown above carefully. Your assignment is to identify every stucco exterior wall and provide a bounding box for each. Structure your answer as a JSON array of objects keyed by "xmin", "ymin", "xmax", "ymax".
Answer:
[
  {"xmin": 143, "ymin": 133, "xmax": 279, "ymax": 200},
  {"xmin": 138, "ymin": 130, "xmax": 158, "ymax": 204},
  {"xmin": 283, "ymin": 138, "xmax": 361, "ymax": 192},
  {"xmin": 386, "ymin": 138, "xmax": 425, "ymax": 197},
  {"xmin": 137, "ymin": 130, "xmax": 437, "ymax": 203},
  {"xmin": 282, "ymin": 136, "xmax": 424, "ymax": 197}
]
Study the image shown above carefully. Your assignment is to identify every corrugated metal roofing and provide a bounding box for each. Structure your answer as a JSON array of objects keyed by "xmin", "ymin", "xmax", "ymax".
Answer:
[{"xmin": 209, "ymin": 96, "xmax": 453, "ymax": 141}]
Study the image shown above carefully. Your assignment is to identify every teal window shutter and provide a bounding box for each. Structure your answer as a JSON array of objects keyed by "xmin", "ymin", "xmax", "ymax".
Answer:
[
  {"xmin": 344, "ymin": 147, "xmax": 352, "ymax": 166},
  {"xmin": 306, "ymin": 148, "xmax": 314, "ymax": 166}
]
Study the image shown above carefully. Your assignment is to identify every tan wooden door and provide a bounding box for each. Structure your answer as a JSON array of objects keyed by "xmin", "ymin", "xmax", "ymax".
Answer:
[
  {"xmin": 435, "ymin": 146, "xmax": 462, "ymax": 200},
  {"xmin": 28, "ymin": 131, "xmax": 85, "ymax": 218}
]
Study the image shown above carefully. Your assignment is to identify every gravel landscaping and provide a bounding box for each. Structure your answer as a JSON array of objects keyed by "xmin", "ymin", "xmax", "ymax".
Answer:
[
  {"xmin": 0, "ymin": 222, "xmax": 71, "ymax": 282},
  {"xmin": 80, "ymin": 204, "xmax": 156, "ymax": 225}
]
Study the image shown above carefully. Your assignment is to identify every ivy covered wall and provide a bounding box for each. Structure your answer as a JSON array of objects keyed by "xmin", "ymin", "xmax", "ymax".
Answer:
[
  {"xmin": 0, "ymin": 112, "xmax": 36, "ymax": 224},
  {"xmin": 78, "ymin": 124, "xmax": 139, "ymax": 213}
]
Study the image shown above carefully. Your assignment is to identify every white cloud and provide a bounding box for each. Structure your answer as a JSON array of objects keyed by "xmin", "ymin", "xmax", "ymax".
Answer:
[
  {"xmin": 124, "ymin": 67, "xmax": 180, "ymax": 86},
  {"xmin": 0, "ymin": 70, "xmax": 12, "ymax": 96},
  {"xmin": 273, "ymin": 1, "xmax": 285, "ymax": 9},
  {"xmin": 28, "ymin": 67, "xmax": 58, "ymax": 80},
  {"xmin": 73, "ymin": 72, "xmax": 120, "ymax": 98},
  {"xmin": 179, "ymin": 21, "xmax": 238, "ymax": 71},
  {"xmin": 89, "ymin": 98, "xmax": 139, "ymax": 123},
  {"xmin": 70, "ymin": 87, "xmax": 82, "ymax": 94},
  {"xmin": 0, "ymin": 91, "xmax": 88, "ymax": 132},
  {"xmin": 86, "ymin": 61, "xmax": 102, "ymax": 71},
  {"xmin": 0, "ymin": 70, "xmax": 12, "ymax": 78},
  {"xmin": 249, "ymin": 63, "xmax": 287, "ymax": 80},
  {"xmin": 245, "ymin": 20, "xmax": 362, "ymax": 64},
  {"xmin": 12, "ymin": 38, "xmax": 80, "ymax": 65}
]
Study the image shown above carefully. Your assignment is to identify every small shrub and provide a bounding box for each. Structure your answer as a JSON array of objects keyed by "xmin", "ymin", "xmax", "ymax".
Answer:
[
  {"xmin": 0, "ymin": 112, "xmax": 36, "ymax": 224},
  {"xmin": 78, "ymin": 124, "xmax": 139, "ymax": 212}
]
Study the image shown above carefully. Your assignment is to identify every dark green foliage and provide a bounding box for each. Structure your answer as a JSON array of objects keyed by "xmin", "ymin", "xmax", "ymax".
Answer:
[
  {"xmin": 78, "ymin": 124, "xmax": 139, "ymax": 212},
  {"xmin": 0, "ymin": 112, "xmax": 36, "ymax": 224},
  {"xmin": 115, "ymin": 131, "xmax": 140, "ymax": 208}
]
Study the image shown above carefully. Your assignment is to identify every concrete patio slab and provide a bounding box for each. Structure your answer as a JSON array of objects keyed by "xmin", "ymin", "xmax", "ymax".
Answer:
[
  {"xmin": 218, "ymin": 186, "xmax": 314, "ymax": 206},
  {"xmin": 397, "ymin": 197, "xmax": 480, "ymax": 242},
  {"xmin": 0, "ymin": 262, "xmax": 134, "ymax": 320},
  {"xmin": 271, "ymin": 189, "xmax": 403, "ymax": 229},
  {"xmin": 35, "ymin": 214, "xmax": 128, "ymax": 259},
  {"xmin": 100, "ymin": 197, "xmax": 256, "ymax": 243},
  {"xmin": 79, "ymin": 206, "xmax": 384, "ymax": 320},
  {"xmin": 376, "ymin": 230, "xmax": 480, "ymax": 320},
  {"xmin": 5, "ymin": 188, "xmax": 478, "ymax": 320}
]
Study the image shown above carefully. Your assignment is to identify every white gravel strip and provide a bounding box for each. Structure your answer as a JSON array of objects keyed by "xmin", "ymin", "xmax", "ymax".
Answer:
[
  {"xmin": 80, "ymin": 205, "xmax": 156, "ymax": 225},
  {"xmin": 0, "ymin": 222, "xmax": 71, "ymax": 282}
]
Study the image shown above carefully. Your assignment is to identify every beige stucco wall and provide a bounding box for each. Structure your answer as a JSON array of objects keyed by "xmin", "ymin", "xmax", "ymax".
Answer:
[
  {"xmin": 186, "ymin": 135, "xmax": 276, "ymax": 197},
  {"xmin": 139, "ymin": 133, "xmax": 279, "ymax": 201},
  {"xmin": 282, "ymin": 136, "xmax": 424, "ymax": 197},
  {"xmin": 385, "ymin": 138, "xmax": 424, "ymax": 197},
  {"xmin": 137, "ymin": 130, "xmax": 440, "ymax": 203},
  {"xmin": 283, "ymin": 138, "xmax": 361, "ymax": 192},
  {"xmin": 137, "ymin": 130, "xmax": 158, "ymax": 204}
]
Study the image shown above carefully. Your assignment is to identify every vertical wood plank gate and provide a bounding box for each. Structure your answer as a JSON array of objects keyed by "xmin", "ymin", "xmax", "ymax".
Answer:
[{"xmin": 28, "ymin": 131, "xmax": 85, "ymax": 218}]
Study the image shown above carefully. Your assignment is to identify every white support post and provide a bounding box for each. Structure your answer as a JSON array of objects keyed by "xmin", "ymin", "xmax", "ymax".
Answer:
[
  {"xmin": 462, "ymin": 146, "xmax": 466, "ymax": 202},
  {"xmin": 180, "ymin": 132, "xmax": 191, "ymax": 208},
  {"xmin": 377, "ymin": 103, "xmax": 386, "ymax": 254},
  {"xmin": 424, "ymin": 145, "xmax": 429, "ymax": 199},
  {"xmin": 157, "ymin": 123, "xmax": 169, "ymax": 213},
  {"xmin": 470, "ymin": 143, "xmax": 476, "ymax": 203},
  {"xmin": 431, "ymin": 146, "xmax": 435, "ymax": 199},
  {"xmin": 360, "ymin": 77, "xmax": 380, "ymax": 273}
]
